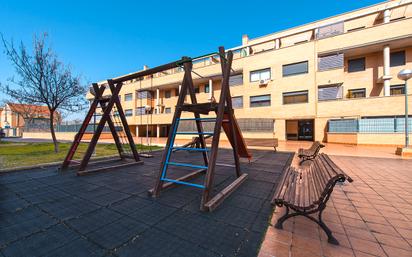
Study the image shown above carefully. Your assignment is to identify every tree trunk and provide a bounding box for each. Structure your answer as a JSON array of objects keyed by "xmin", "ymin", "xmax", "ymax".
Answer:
[{"xmin": 49, "ymin": 111, "xmax": 59, "ymax": 153}]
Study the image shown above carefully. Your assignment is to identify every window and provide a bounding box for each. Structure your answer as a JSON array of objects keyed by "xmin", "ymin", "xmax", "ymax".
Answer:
[
  {"xmin": 318, "ymin": 54, "xmax": 344, "ymax": 71},
  {"xmin": 348, "ymin": 57, "xmax": 365, "ymax": 72},
  {"xmin": 390, "ymin": 51, "xmax": 405, "ymax": 67},
  {"xmin": 318, "ymin": 84, "xmax": 343, "ymax": 101},
  {"xmin": 283, "ymin": 90, "xmax": 308, "ymax": 104},
  {"xmin": 165, "ymin": 107, "xmax": 172, "ymax": 114},
  {"xmin": 348, "ymin": 88, "xmax": 366, "ymax": 98},
  {"xmin": 250, "ymin": 68, "xmax": 271, "ymax": 82},
  {"xmin": 124, "ymin": 93, "xmax": 133, "ymax": 101},
  {"xmin": 136, "ymin": 90, "xmax": 152, "ymax": 99},
  {"xmin": 232, "ymin": 96, "xmax": 243, "ymax": 109},
  {"xmin": 282, "ymin": 61, "xmax": 308, "ymax": 77},
  {"xmin": 194, "ymin": 87, "xmax": 200, "ymax": 94},
  {"xmin": 125, "ymin": 109, "xmax": 133, "ymax": 117},
  {"xmin": 204, "ymin": 84, "xmax": 210, "ymax": 93},
  {"xmin": 136, "ymin": 107, "xmax": 145, "ymax": 115},
  {"xmin": 250, "ymin": 94, "xmax": 271, "ymax": 107},
  {"xmin": 229, "ymin": 74, "xmax": 243, "ymax": 86},
  {"xmin": 165, "ymin": 90, "xmax": 171, "ymax": 98},
  {"xmin": 390, "ymin": 84, "xmax": 405, "ymax": 95},
  {"xmin": 347, "ymin": 26, "xmax": 365, "ymax": 32},
  {"xmin": 316, "ymin": 22, "xmax": 344, "ymax": 39}
]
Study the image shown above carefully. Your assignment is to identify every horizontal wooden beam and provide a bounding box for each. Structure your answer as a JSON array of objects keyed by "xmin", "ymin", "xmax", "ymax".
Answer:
[
  {"xmin": 111, "ymin": 58, "xmax": 189, "ymax": 84},
  {"xmin": 203, "ymin": 173, "xmax": 248, "ymax": 212}
]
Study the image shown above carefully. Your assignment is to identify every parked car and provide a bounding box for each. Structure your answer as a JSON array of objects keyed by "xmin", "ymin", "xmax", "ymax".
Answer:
[{"xmin": 0, "ymin": 128, "xmax": 5, "ymax": 138}]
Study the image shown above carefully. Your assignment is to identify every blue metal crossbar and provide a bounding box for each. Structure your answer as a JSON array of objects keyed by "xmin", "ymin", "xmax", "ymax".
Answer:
[
  {"xmin": 172, "ymin": 147, "xmax": 210, "ymax": 152},
  {"xmin": 166, "ymin": 161, "xmax": 208, "ymax": 169},
  {"xmin": 177, "ymin": 118, "xmax": 217, "ymax": 122},
  {"xmin": 175, "ymin": 132, "xmax": 214, "ymax": 135},
  {"xmin": 161, "ymin": 178, "xmax": 205, "ymax": 189},
  {"xmin": 160, "ymin": 116, "xmax": 210, "ymax": 189}
]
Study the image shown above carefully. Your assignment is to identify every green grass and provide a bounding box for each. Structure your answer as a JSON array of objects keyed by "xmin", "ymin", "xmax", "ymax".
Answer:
[{"xmin": 0, "ymin": 142, "xmax": 160, "ymax": 169}]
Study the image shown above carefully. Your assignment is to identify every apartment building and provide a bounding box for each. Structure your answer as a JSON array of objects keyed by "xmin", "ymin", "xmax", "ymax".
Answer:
[{"xmin": 91, "ymin": 0, "xmax": 412, "ymax": 145}]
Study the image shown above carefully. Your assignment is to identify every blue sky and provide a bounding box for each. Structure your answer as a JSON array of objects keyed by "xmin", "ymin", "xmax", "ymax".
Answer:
[{"xmin": 0, "ymin": 0, "xmax": 382, "ymax": 120}]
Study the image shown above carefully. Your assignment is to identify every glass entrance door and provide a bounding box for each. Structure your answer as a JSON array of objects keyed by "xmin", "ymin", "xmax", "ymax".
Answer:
[{"xmin": 298, "ymin": 120, "xmax": 314, "ymax": 141}]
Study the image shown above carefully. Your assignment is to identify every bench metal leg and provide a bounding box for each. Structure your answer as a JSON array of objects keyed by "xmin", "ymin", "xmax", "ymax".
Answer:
[
  {"xmin": 274, "ymin": 205, "xmax": 339, "ymax": 245},
  {"xmin": 318, "ymin": 209, "xmax": 339, "ymax": 245},
  {"xmin": 274, "ymin": 206, "xmax": 299, "ymax": 229}
]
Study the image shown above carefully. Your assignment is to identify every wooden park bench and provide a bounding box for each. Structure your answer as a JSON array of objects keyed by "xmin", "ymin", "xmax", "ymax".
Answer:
[
  {"xmin": 271, "ymin": 153, "xmax": 353, "ymax": 245},
  {"xmin": 244, "ymin": 138, "xmax": 279, "ymax": 152},
  {"xmin": 298, "ymin": 141, "xmax": 325, "ymax": 164}
]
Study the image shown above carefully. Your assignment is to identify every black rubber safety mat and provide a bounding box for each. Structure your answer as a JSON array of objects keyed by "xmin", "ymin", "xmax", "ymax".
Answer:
[{"xmin": 0, "ymin": 149, "xmax": 292, "ymax": 257}]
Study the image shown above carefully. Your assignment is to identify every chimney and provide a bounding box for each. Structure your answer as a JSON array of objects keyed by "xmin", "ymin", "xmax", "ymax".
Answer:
[
  {"xmin": 242, "ymin": 34, "xmax": 249, "ymax": 46},
  {"xmin": 143, "ymin": 65, "xmax": 149, "ymax": 70}
]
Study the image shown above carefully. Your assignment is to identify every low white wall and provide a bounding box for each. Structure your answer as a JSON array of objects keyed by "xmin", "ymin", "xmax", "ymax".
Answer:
[{"xmin": 23, "ymin": 132, "xmax": 77, "ymax": 141}]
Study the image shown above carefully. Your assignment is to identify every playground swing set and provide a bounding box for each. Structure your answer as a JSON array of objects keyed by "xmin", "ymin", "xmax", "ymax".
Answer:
[{"xmin": 61, "ymin": 46, "xmax": 252, "ymax": 211}]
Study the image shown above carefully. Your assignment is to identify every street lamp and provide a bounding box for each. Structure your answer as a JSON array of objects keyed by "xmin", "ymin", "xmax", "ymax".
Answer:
[{"xmin": 397, "ymin": 69, "xmax": 412, "ymax": 150}]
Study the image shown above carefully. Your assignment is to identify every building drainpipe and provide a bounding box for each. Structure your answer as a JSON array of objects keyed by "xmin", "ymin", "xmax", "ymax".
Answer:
[
  {"xmin": 208, "ymin": 79, "xmax": 213, "ymax": 101},
  {"xmin": 383, "ymin": 9, "xmax": 391, "ymax": 97},
  {"xmin": 383, "ymin": 45, "xmax": 391, "ymax": 96},
  {"xmin": 156, "ymin": 88, "xmax": 160, "ymax": 114}
]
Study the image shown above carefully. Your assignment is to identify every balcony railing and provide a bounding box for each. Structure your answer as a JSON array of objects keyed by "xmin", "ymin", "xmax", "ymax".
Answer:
[{"xmin": 329, "ymin": 117, "xmax": 412, "ymax": 133}]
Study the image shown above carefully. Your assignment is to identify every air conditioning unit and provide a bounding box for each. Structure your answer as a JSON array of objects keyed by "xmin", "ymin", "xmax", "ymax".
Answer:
[{"xmin": 259, "ymin": 79, "xmax": 270, "ymax": 87}]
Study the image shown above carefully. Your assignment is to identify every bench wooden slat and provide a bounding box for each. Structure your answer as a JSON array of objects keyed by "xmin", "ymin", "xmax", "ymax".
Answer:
[{"xmin": 271, "ymin": 153, "xmax": 353, "ymax": 245}]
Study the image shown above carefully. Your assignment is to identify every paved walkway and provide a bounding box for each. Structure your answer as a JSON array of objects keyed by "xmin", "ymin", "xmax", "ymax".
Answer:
[{"xmin": 258, "ymin": 155, "xmax": 412, "ymax": 257}]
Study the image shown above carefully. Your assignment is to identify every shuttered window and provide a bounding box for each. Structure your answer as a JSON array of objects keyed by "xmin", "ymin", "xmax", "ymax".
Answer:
[
  {"xmin": 229, "ymin": 74, "xmax": 243, "ymax": 86},
  {"xmin": 390, "ymin": 51, "xmax": 405, "ymax": 67},
  {"xmin": 318, "ymin": 53, "xmax": 344, "ymax": 71},
  {"xmin": 124, "ymin": 93, "xmax": 133, "ymax": 101},
  {"xmin": 232, "ymin": 96, "xmax": 243, "ymax": 109},
  {"xmin": 250, "ymin": 94, "xmax": 271, "ymax": 107},
  {"xmin": 282, "ymin": 61, "xmax": 308, "ymax": 77},
  {"xmin": 136, "ymin": 91, "xmax": 152, "ymax": 99},
  {"xmin": 316, "ymin": 22, "xmax": 344, "ymax": 39},
  {"xmin": 136, "ymin": 107, "xmax": 145, "ymax": 115},
  {"xmin": 348, "ymin": 57, "xmax": 365, "ymax": 72},
  {"xmin": 165, "ymin": 90, "xmax": 171, "ymax": 98},
  {"xmin": 318, "ymin": 84, "xmax": 343, "ymax": 101},
  {"xmin": 283, "ymin": 91, "xmax": 308, "ymax": 104},
  {"xmin": 348, "ymin": 88, "xmax": 366, "ymax": 98},
  {"xmin": 250, "ymin": 68, "xmax": 271, "ymax": 82},
  {"xmin": 125, "ymin": 109, "xmax": 133, "ymax": 117},
  {"xmin": 390, "ymin": 84, "xmax": 405, "ymax": 95}
]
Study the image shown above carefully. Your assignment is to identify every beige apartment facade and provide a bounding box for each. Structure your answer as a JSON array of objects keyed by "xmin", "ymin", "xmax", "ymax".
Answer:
[{"xmin": 91, "ymin": 0, "xmax": 412, "ymax": 146}]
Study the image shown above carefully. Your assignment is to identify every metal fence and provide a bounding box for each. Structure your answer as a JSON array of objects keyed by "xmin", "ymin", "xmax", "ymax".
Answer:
[
  {"xmin": 328, "ymin": 117, "xmax": 412, "ymax": 133},
  {"xmin": 177, "ymin": 118, "xmax": 274, "ymax": 133},
  {"xmin": 24, "ymin": 123, "xmax": 121, "ymax": 133}
]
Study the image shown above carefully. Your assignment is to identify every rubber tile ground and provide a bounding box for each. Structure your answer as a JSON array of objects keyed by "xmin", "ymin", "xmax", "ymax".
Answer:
[{"xmin": 0, "ymin": 149, "xmax": 292, "ymax": 257}]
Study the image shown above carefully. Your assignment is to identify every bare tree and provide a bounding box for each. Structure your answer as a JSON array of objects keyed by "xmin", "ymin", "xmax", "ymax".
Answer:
[{"xmin": 0, "ymin": 33, "xmax": 87, "ymax": 152}]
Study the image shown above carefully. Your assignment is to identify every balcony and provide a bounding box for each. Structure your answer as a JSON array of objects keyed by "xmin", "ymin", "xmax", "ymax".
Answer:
[{"xmin": 317, "ymin": 17, "xmax": 412, "ymax": 54}]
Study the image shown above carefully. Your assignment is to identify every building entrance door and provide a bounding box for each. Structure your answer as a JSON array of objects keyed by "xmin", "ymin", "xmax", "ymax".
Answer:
[{"xmin": 298, "ymin": 119, "xmax": 314, "ymax": 141}]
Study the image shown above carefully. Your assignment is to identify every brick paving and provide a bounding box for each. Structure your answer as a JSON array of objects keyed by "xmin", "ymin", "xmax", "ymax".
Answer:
[
  {"xmin": 258, "ymin": 155, "xmax": 412, "ymax": 257},
  {"xmin": 0, "ymin": 149, "xmax": 292, "ymax": 257}
]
